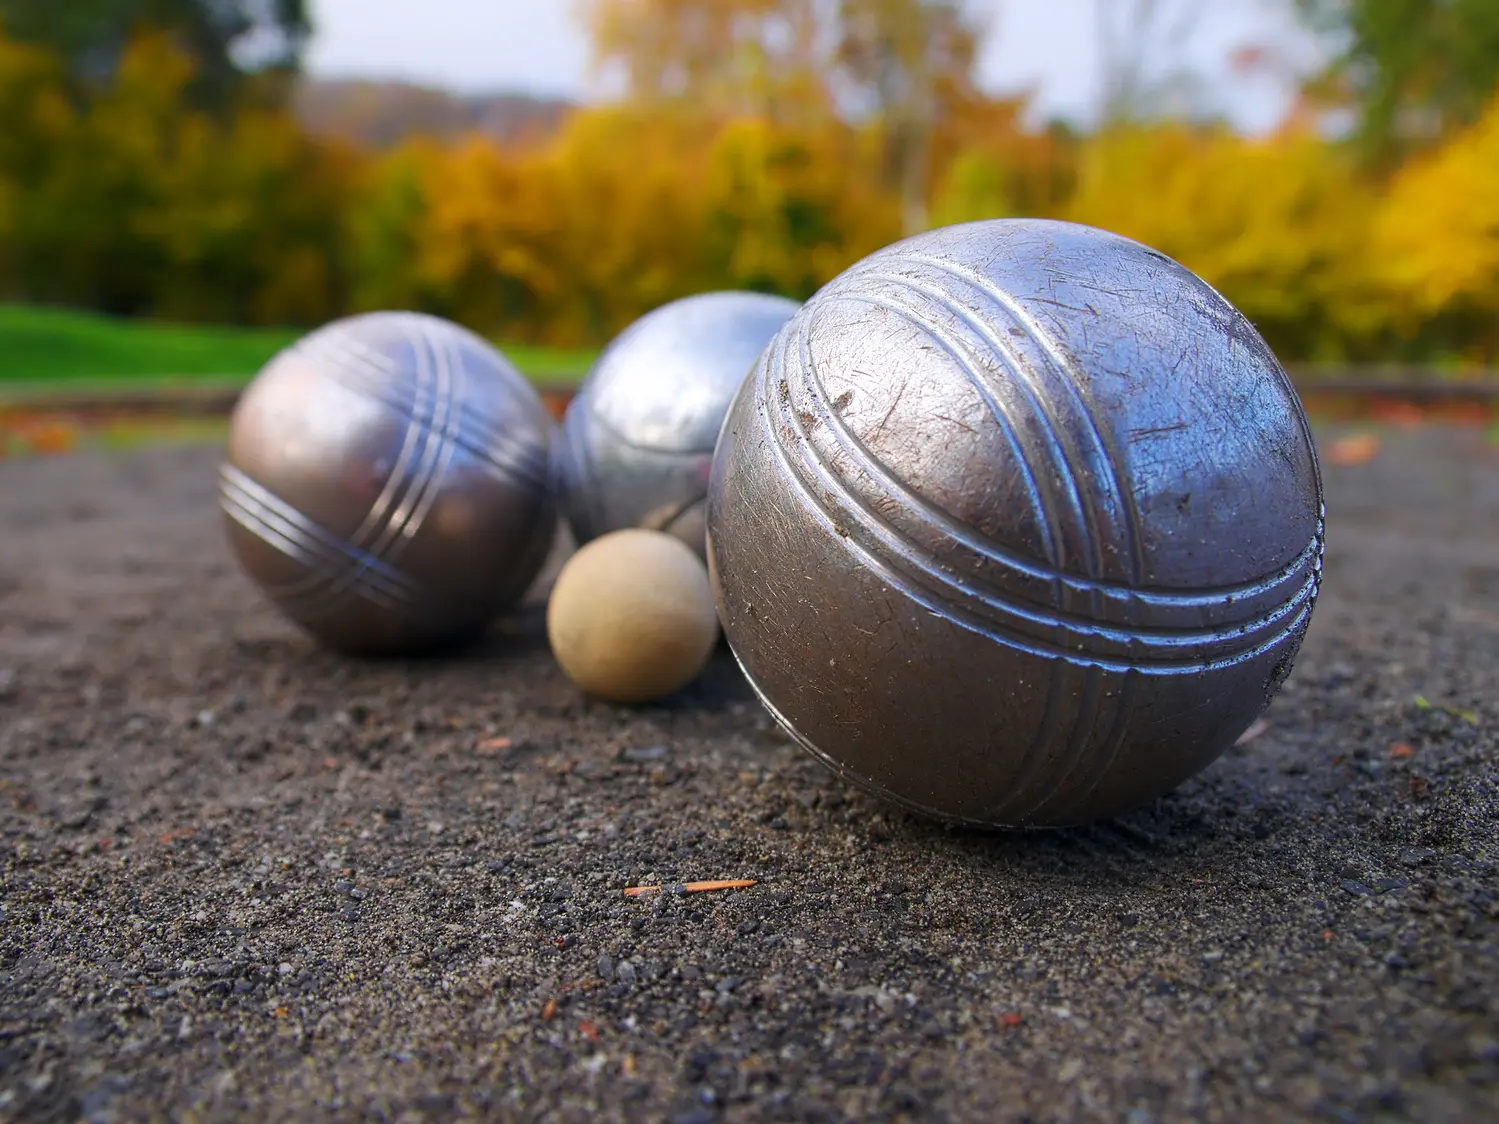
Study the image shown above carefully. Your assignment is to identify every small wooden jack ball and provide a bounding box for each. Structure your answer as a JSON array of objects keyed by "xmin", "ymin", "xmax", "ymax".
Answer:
[{"xmin": 546, "ymin": 529, "xmax": 719, "ymax": 703}]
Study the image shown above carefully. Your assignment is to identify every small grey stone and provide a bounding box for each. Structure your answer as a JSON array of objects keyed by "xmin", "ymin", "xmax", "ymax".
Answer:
[
  {"xmin": 598, "ymin": 953, "xmax": 615, "ymax": 981},
  {"xmin": 617, "ymin": 960, "xmax": 637, "ymax": 986},
  {"xmin": 623, "ymin": 745, "xmax": 668, "ymax": 762}
]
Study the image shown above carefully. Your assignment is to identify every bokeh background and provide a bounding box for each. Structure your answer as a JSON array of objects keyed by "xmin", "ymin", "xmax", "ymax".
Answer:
[{"xmin": 0, "ymin": 0, "xmax": 1495, "ymax": 457}]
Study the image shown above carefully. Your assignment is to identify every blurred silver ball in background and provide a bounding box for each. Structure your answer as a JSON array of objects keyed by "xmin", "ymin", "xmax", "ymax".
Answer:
[
  {"xmin": 554, "ymin": 291, "xmax": 800, "ymax": 558},
  {"xmin": 707, "ymin": 218, "xmax": 1325, "ymax": 828},
  {"xmin": 220, "ymin": 310, "xmax": 558, "ymax": 655}
]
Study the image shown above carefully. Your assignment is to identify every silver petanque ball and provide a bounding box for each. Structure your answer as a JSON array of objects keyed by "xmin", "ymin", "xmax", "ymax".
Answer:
[
  {"xmin": 220, "ymin": 310, "xmax": 558, "ymax": 656},
  {"xmin": 554, "ymin": 291, "xmax": 800, "ymax": 558},
  {"xmin": 707, "ymin": 218, "xmax": 1325, "ymax": 828}
]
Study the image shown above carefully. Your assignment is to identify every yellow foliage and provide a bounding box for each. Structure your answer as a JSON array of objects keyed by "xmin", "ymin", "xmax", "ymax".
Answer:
[
  {"xmin": 1372, "ymin": 93, "xmax": 1499, "ymax": 337},
  {"xmin": 344, "ymin": 138, "xmax": 445, "ymax": 314},
  {"xmin": 0, "ymin": 25, "xmax": 1496, "ymax": 361},
  {"xmin": 702, "ymin": 115, "xmax": 899, "ymax": 296},
  {"xmin": 929, "ymin": 146, "xmax": 1012, "ymax": 227},
  {"xmin": 1067, "ymin": 124, "xmax": 1386, "ymax": 358}
]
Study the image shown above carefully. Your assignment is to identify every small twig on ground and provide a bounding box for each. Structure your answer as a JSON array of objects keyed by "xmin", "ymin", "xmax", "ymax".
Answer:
[
  {"xmin": 624, "ymin": 879, "xmax": 757, "ymax": 898},
  {"xmin": 1234, "ymin": 718, "xmax": 1269, "ymax": 746}
]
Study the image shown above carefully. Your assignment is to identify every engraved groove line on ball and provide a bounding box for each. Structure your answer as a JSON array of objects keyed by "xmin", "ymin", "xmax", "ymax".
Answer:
[
  {"xmin": 846, "ymin": 270, "xmax": 1116, "ymax": 591},
  {"xmin": 297, "ymin": 330, "xmax": 548, "ymax": 492},
  {"xmin": 1023, "ymin": 664, "xmax": 1127, "ymax": 822},
  {"xmin": 773, "ymin": 314, "xmax": 1127, "ymax": 821},
  {"xmin": 791, "ymin": 295, "xmax": 1061, "ymax": 580},
  {"xmin": 727, "ymin": 639, "xmax": 1097, "ymax": 828},
  {"xmin": 260, "ymin": 321, "xmax": 461, "ymax": 623},
  {"xmin": 304, "ymin": 329, "xmax": 549, "ymax": 491},
  {"xmin": 757, "ymin": 345, "xmax": 1316, "ymax": 673},
  {"xmin": 1040, "ymin": 669, "xmax": 1139, "ymax": 822},
  {"xmin": 265, "ymin": 321, "xmax": 451, "ymax": 619},
  {"xmin": 775, "ymin": 298, "xmax": 1318, "ymax": 611},
  {"xmin": 776, "ymin": 303, "xmax": 1078, "ymax": 808},
  {"xmin": 888, "ymin": 250, "xmax": 1147, "ymax": 586},
  {"xmin": 310, "ymin": 332, "xmax": 545, "ymax": 491},
  {"xmin": 766, "ymin": 311, "xmax": 1320, "ymax": 660},
  {"xmin": 218, "ymin": 465, "xmax": 429, "ymax": 614},
  {"xmin": 991, "ymin": 662, "xmax": 1106, "ymax": 821},
  {"xmin": 767, "ymin": 319, "xmax": 1316, "ymax": 654}
]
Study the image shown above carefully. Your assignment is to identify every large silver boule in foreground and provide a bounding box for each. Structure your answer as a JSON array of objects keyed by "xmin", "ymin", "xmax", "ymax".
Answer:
[
  {"xmin": 220, "ymin": 311, "xmax": 557, "ymax": 655},
  {"xmin": 554, "ymin": 291, "xmax": 800, "ymax": 558},
  {"xmin": 707, "ymin": 218, "xmax": 1324, "ymax": 828}
]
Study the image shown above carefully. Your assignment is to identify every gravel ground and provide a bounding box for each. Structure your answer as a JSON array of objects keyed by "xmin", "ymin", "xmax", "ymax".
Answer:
[{"xmin": 0, "ymin": 426, "xmax": 1496, "ymax": 1124}]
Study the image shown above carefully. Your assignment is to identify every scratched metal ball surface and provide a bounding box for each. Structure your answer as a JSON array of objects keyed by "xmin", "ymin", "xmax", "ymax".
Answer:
[
  {"xmin": 220, "ymin": 311, "xmax": 558, "ymax": 655},
  {"xmin": 554, "ymin": 291, "xmax": 800, "ymax": 558},
  {"xmin": 707, "ymin": 218, "xmax": 1325, "ymax": 828}
]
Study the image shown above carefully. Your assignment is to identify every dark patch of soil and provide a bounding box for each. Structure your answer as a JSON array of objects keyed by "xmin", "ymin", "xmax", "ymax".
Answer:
[{"xmin": 1, "ymin": 427, "xmax": 1496, "ymax": 1123}]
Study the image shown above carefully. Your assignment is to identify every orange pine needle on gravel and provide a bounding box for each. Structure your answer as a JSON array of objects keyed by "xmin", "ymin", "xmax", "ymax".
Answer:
[{"xmin": 624, "ymin": 879, "xmax": 757, "ymax": 898}]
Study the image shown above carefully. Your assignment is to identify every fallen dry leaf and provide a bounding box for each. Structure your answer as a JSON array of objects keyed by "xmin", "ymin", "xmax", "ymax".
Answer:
[
  {"xmin": 1325, "ymin": 432, "xmax": 1381, "ymax": 467},
  {"xmin": 475, "ymin": 736, "xmax": 513, "ymax": 755},
  {"xmin": 1387, "ymin": 743, "xmax": 1414, "ymax": 759}
]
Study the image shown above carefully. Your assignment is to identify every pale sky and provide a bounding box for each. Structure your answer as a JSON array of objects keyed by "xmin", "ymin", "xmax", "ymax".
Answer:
[{"xmin": 303, "ymin": 0, "xmax": 1320, "ymax": 134}]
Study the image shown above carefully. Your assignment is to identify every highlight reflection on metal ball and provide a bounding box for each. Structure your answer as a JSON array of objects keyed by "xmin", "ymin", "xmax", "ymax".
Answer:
[
  {"xmin": 220, "ymin": 311, "xmax": 558, "ymax": 655},
  {"xmin": 554, "ymin": 291, "xmax": 800, "ymax": 558},
  {"xmin": 707, "ymin": 218, "xmax": 1325, "ymax": 828}
]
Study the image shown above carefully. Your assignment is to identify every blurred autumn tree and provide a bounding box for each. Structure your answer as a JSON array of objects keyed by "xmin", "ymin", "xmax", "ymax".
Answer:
[
  {"xmin": 577, "ymin": 0, "xmax": 987, "ymax": 234},
  {"xmin": 1, "ymin": 1, "xmax": 1497, "ymax": 364},
  {"xmin": 1369, "ymin": 90, "xmax": 1499, "ymax": 361},
  {"xmin": 0, "ymin": 0, "xmax": 310, "ymax": 109},
  {"xmin": 0, "ymin": 28, "xmax": 348, "ymax": 322},
  {"xmin": 577, "ymin": 0, "xmax": 831, "ymax": 121},
  {"xmin": 1292, "ymin": 0, "xmax": 1499, "ymax": 162},
  {"xmin": 1067, "ymin": 123, "xmax": 1385, "ymax": 361}
]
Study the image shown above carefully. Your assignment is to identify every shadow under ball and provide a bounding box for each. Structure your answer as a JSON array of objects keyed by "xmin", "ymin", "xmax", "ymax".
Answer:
[
  {"xmin": 220, "ymin": 311, "xmax": 558, "ymax": 656},
  {"xmin": 554, "ymin": 291, "xmax": 800, "ymax": 559},
  {"xmin": 706, "ymin": 218, "xmax": 1325, "ymax": 828}
]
